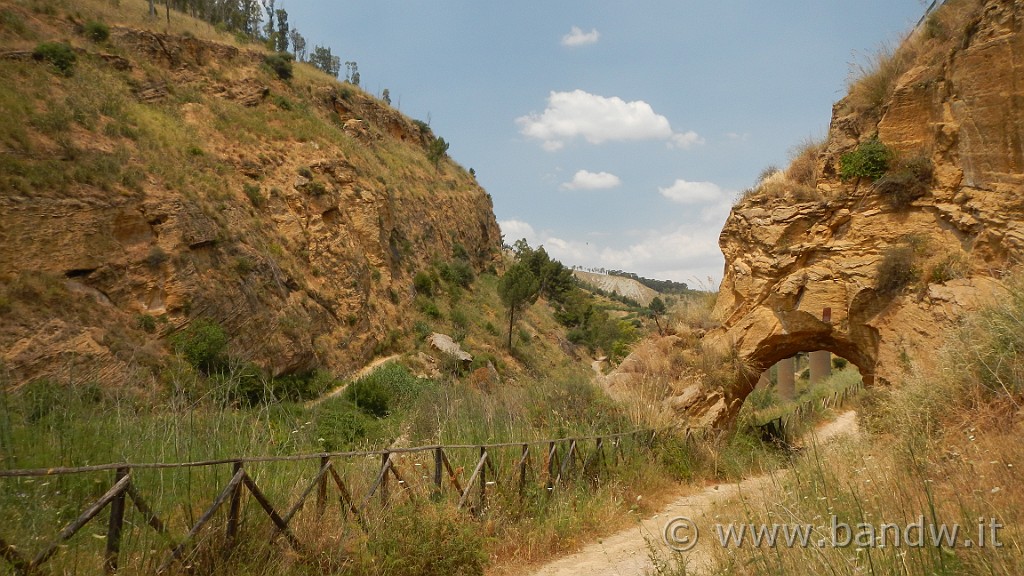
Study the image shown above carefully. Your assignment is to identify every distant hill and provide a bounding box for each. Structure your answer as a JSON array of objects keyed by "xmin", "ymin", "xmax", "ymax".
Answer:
[{"xmin": 573, "ymin": 271, "xmax": 659, "ymax": 307}]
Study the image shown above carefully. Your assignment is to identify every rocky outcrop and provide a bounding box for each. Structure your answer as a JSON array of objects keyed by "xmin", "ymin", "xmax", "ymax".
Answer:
[
  {"xmin": 673, "ymin": 0, "xmax": 1024, "ymax": 427},
  {"xmin": 0, "ymin": 19, "xmax": 501, "ymax": 388}
]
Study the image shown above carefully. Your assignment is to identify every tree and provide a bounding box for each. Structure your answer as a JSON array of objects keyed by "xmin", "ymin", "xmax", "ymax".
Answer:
[
  {"xmin": 309, "ymin": 45, "xmax": 341, "ymax": 77},
  {"xmin": 289, "ymin": 28, "xmax": 306, "ymax": 61},
  {"xmin": 498, "ymin": 262, "xmax": 539, "ymax": 350},
  {"xmin": 274, "ymin": 9, "xmax": 289, "ymax": 52},
  {"xmin": 345, "ymin": 60, "xmax": 360, "ymax": 86},
  {"xmin": 648, "ymin": 296, "xmax": 667, "ymax": 335},
  {"xmin": 427, "ymin": 137, "xmax": 449, "ymax": 167}
]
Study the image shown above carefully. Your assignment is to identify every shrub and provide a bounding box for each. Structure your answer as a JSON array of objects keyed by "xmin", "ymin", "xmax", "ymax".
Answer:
[
  {"xmin": 170, "ymin": 318, "xmax": 228, "ymax": 373},
  {"xmin": 136, "ymin": 314, "xmax": 157, "ymax": 333},
  {"xmin": 440, "ymin": 260, "xmax": 474, "ymax": 288},
  {"xmin": 32, "ymin": 42, "xmax": 76, "ymax": 76},
  {"xmin": 272, "ymin": 370, "xmax": 336, "ymax": 402},
  {"xmin": 875, "ymin": 155, "xmax": 933, "ymax": 210},
  {"xmin": 263, "ymin": 52, "xmax": 293, "ymax": 80},
  {"xmin": 839, "ymin": 137, "xmax": 892, "ymax": 181},
  {"xmin": 876, "ymin": 245, "xmax": 917, "ymax": 294},
  {"xmin": 83, "ymin": 20, "xmax": 109, "ymax": 42},
  {"xmin": 344, "ymin": 362, "xmax": 427, "ymax": 418},
  {"xmin": 144, "ymin": 246, "xmax": 169, "ymax": 268},
  {"xmin": 413, "ymin": 271, "xmax": 434, "ymax": 296}
]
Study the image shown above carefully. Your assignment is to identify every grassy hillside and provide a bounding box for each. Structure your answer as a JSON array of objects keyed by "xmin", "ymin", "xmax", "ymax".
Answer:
[{"xmin": 0, "ymin": 0, "xmax": 503, "ymax": 391}]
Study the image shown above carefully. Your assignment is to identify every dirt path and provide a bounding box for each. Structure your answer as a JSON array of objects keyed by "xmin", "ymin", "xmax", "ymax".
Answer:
[
  {"xmin": 303, "ymin": 354, "xmax": 400, "ymax": 408},
  {"xmin": 525, "ymin": 411, "xmax": 860, "ymax": 576}
]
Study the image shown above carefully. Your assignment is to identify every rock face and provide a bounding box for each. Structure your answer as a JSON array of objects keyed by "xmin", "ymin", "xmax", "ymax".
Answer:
[
  {"xmin": 678, "ymin": 0, "xmax": 1024, "ymax": 427},
  {"xmin": 0, "ymin": 18, "xmax": 501, "ymax": 388}
]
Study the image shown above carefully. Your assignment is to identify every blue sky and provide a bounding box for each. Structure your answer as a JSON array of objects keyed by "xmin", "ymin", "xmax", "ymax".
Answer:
[{"xmin": 286, "ymin": 1, "xmax": 928, "ymax": 287}]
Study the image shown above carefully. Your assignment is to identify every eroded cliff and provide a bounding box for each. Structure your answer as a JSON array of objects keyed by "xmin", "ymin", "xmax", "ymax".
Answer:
[{"xmin": 678, "ymin": 0, "xmax": 1024, "ymax": 427}]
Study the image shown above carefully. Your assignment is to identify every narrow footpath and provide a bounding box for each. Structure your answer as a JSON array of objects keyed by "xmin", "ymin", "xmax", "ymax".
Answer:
[{"xmin": 525, "ymin": 411, "xmax": 860, "ymax": 576}]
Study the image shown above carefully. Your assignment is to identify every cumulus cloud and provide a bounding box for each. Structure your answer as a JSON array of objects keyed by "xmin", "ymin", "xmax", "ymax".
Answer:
[
  {"xmin": 561, "ymin": 170, "xmax": 622, "ymax": 190},
  {"xmin": 658, "ymin": 179, "xmax": 726, "ymax": 204},
  {"xmin": 516, "ymin": 90, "xmax": 702, "ymax": 151},
  {"xmin": 498, "ymin": 219, "xmax": 538, "ymax": 245},
  {"xmin": 561, "ymin": 26, "xmax": 600, "ymax": 47}
]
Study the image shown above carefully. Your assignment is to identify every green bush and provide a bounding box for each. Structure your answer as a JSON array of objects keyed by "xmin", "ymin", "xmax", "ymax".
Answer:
[
  {"xmin": 263, "ymin": 52, "xmax": 293, "ymax": 80},
  {"xmin": 344, "ymin": 362, "xmax": 428, "ymax": 418},
  {"xmin": 876, "ymin": 245, "xmax": 917, "ymax": 294},
  {"xmin": 413, "ymin": 270, "xmax": 434, "ymax": 296},
  {"xmin": 440, "ymin": 260, "xmax": 474, "ymax": 288},
  {"xmin": 839, "ymin": 137, "xmax": 892, "ymax": 181},
  {"xmin": 170, "ymin": 318, "xmax": 228, "ymax": 373},
  {"xmin": 32, "ymin": 42, "xmax": 76, "ymax": 76},
  {"xmin": 83, "ymin": 20, "xmax": 109, "ymax": 42},
  {"xmin": 135, "ymin": 314, "xmax": 157, "ymax": 334}
]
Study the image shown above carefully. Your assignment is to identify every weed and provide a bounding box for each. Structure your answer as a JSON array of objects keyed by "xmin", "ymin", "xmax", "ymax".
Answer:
[
  {"xmin": 876, "ymin": 154, "xmax": 933, "ymax": 209},
  {"xmin": 876, "ymin": 245, "xmax": 917, "ymax": 294}
]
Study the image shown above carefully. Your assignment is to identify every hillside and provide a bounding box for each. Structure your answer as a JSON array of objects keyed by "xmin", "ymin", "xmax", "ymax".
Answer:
[
  {"xmin": 572, "ymin": 270, "xmax": 659, "ymax": 307},
  {"xmin": 0, "ymin": 0, "xmax": 502, "ymax": 389}
]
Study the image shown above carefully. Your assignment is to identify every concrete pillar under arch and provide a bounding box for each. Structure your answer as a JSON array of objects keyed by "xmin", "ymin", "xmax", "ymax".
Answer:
[
  {"xmin": 756, "ymin": 370, "xmax": 771, "ymax": 390},
  {"xmin": 809, "ymin": 350, "xmax": 832, "ymax": 384},
  {"xmin": 775, "ymin": 357, "xmax": 795, "ymax": 400}
]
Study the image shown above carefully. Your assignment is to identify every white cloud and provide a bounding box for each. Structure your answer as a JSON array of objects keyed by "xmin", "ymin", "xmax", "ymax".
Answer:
[
  {"xmin": 561, "ymin": 26, "xmax": 600, "ymax": 47},
  {"xmin": 670, "ymin": 131, "xmax": 704, "ymax": 149},
  {"xmin": 516, "ymin": 90, "xmax": 702, "ymax": 151},
  {"xmin": 497, "ymin": 219, "xmax": 727, "ymax": 286},
  {"xmin": 498, "ymin": 219, "xmax": 538, "ymax": 245},
  {"xmin": 561, "ymin": 170, "xmax": 621, "ymax": 190},
  {"xmin": 658, "ymin": 179, "xmax": 726, "ymax": 204}
]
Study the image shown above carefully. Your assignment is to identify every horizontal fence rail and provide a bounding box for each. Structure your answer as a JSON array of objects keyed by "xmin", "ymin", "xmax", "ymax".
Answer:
[{"xmin": 0, "ymin": 429, "xmax": 656, "ymax": 574}]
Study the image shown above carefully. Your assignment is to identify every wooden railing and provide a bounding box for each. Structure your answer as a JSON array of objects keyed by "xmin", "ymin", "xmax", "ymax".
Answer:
[{"xmin": 0, "ymin": 429, "xmax": 654, "ymax": 574}]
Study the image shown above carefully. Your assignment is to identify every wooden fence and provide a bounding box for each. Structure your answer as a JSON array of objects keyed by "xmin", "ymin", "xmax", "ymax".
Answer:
[{"xmin": 0, "ymin": 429, "xmax": 653, "ymax": 575}]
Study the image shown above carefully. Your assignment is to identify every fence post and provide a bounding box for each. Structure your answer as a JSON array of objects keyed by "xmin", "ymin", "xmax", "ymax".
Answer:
[
  {"xmin": 104, "ymin": 466, "xmax": 129, "ymax": 574},
  {"xmin": 546, "ymin": 441, "xmax": 556, "ymax": 494},
  {"xmin": 433, "ymin": 447, "xmax": 443, "ymax": 500},
  {"xmin": 380, "ymin": 452, "xmax": 390, "ymax": 507},
  {"xmin": 479, "ymin": 446, "xmax": 487, "ymax": 512},
  {"xmin": 317, "ymin": 456, "xmax": 328, "ymax": 518},
  {"xmin": 519, "ymin": 443, "xmax": 528, "ymax": 499},
  {"xmin": 226, "ymin": 461, "xmax": 243, "ymax": 551}
]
